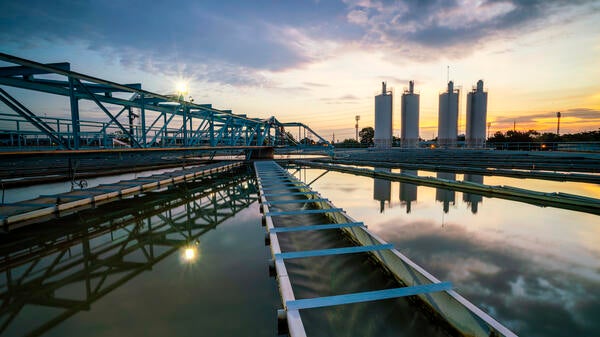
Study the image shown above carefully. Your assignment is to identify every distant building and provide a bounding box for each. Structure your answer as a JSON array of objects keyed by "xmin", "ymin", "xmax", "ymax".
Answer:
[
  {"xmin": 401, "ymin": 81, "xmax": 419, "ymax": 148},
  {"xmin": 438, "ymin": 81, "xmax": 459, "ymax": 148},
  {"xmin": 466, "ymin": 80, "xmax": 488, "ymax": 148},
  {"xmin": 374, "ymin": 82, "xmax": 393, "ymax": 148}
]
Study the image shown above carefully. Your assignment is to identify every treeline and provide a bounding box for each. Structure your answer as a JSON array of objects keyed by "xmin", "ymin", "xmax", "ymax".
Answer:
[{"xmin": 488, "ymin": 129, "xmax": 600, "ymax": 143}]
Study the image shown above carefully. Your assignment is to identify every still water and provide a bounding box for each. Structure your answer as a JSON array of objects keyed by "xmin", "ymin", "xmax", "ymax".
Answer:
[
  {"xmin": 0, "ymin": 173, "xmax": 278, "ymax": 337},
  {"xmin": 290, "ymin": 167, "xmax": 600, "ymax": 337}
]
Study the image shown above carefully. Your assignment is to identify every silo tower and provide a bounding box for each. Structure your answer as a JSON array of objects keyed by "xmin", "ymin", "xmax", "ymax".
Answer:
[
  {"xmin": 374, "ymin": 82, "xmax": 393, "ymax": 148},
  {"xmin": 401, "ymin": 81, "xmax": 420, "ymax": 148},
  {"xmin": 437, "ymin": 81, "xmax": 459, "ymax": 148},
  {"xmin": 466, "ymin": 80, "xmax": 488, "ymax": 148}
]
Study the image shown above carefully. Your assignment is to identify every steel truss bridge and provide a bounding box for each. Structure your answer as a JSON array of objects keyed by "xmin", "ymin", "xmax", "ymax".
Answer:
[
  {"xmin": 0, "ymin": 53, "xmax": 331, "ymax": 154},
  {"xmin": 0, "ymin": 170, "xmax": 257, "ymax": 336}
]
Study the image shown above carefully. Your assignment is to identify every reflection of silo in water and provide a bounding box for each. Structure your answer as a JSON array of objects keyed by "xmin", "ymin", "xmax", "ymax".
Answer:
[
  {"xmin": 399, "ymin": 169, "xmax": 417, "ymax": 213},
  {"xmin": 435, "ymin": 172, "xmax": 456, "ymax": 213},
  {"xmin": 463, "ymin": 174, "xmax": 484, "ymax": 214},
  {"xmin": 373, "ymin": 168, "xmax": 391, "ymax": 213}
]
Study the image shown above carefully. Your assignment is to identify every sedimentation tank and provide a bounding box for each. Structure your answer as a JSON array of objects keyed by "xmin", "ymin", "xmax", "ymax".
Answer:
[
  {"xmin": 437, "ymin": 81, "xmax": 459, "ymax": 148},
  {"xmin": 374, "ymin": 82, "xmax": 393, "ymax": 149},
  {"xmin": 466, "ymin": 80, "xmax": 488, "ymax": 148},
  {"xmin": 401, "ymin": 81, "xmax": 419, "ymax": 148}
]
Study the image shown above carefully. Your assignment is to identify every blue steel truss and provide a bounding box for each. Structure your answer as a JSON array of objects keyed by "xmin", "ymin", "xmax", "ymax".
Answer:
[{"xmin": 0, "ymin": 53, "xmax": 332, "ymax": 153}]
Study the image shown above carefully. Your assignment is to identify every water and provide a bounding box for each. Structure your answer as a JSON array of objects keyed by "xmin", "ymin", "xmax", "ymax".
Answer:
[
  {"xmin": 2, "ymin": 164, "xmax": 599, "ymax": 336},
  {"xmin": 0, "ymin": 172, "xmax": 278, "ymax": 337},
  {"xmin": 291, "ymin": 167, "xmax": 600, "ymax": 337}
]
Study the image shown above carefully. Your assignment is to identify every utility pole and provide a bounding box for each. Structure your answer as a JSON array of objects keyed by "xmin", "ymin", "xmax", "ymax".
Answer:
[
  {"xmin": 556, "ymin": 112, "xmax": 561, "ymax": 135},
  {"xmin": 355, "ymin": 115, "xmax": 360, "ymax": 142},
  {"xmin": 487, "ymin": 122, "xmax": 491, "ymax": 139}
]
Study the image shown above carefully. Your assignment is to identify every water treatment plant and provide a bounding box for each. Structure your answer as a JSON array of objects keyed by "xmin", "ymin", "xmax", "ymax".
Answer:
[{"xmin": 1, "ymin": 53, "xmax": 599, "ymax": 337}]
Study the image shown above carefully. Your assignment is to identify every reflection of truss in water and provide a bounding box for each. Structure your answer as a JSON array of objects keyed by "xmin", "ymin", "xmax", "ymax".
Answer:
[{"xmin": 0, "ymin": 173, "xmax": 257, "ymax": 337}]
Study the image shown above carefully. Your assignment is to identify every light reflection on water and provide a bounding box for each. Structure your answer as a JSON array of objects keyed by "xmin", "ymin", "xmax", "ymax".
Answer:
[
  {"xmin": 292, "ymin": 167, "xmax": 600, "ymax": 337},
  {"xmin": 0, "ymin": 174, "xmax": 277, "ymax": 337}
]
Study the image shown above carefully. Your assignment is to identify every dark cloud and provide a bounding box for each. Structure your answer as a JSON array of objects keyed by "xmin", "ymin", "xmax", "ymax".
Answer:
[
  {"xmin": 0, "ymin": 0, "xmax": 597, "ymax": 86},
  {"xmin": 343, "ymin": 0, "xmax": 599, "ymax": 60},
  {"xmin": 374, "ymin": 219, "xmax": 600, "ymax": 336},
  {"xmin": 0, "ymin": 0, "xmax": 350, "ymax": 86}
]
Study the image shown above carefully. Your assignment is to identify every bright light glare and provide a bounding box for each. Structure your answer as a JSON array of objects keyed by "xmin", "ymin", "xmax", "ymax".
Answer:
[
  {"xmin": 176, "ymin": 81, "xmax": 188, "ymax": 95},
  {"xmin": 181, "ymin": 245, "xmax": 199, "ymax": 263},
  {"xmin": 184, "ymin": 248, "xmax": 195, "ymax": 260}
]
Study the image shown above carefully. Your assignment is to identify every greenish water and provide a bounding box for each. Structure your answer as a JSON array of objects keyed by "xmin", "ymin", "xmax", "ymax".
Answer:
[{"xmin": 0, "ymin": 173, "xmax": 278, "ymax": 337}]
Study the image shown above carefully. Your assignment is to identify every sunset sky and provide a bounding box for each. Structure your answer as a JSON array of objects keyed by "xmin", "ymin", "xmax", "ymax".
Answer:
[{"xmin": 1, "ymin": 0, "xmax": 599, "ymax": 140}]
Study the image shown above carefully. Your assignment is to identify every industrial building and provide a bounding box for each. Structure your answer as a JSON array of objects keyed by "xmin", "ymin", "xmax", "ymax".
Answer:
[
  {"xmin": 437, "ymin": 81, "xmax": 459, "ymax": 148},
  {"xmin": 400, "ymin": 81, "xmax": 420, "ymax": 148},
  {"xmin": 374, "ymin": 82, "xmax": 393, "ymax": 148},
  {"xmin": 466, "ymin": 80, "xmax": 488, "ymax": 148}
]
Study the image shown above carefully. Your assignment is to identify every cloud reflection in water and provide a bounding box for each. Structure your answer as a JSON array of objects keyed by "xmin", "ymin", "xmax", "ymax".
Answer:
[{"xmin": 373, "ymin": 219, "xmax": 600, "ymax": 337}]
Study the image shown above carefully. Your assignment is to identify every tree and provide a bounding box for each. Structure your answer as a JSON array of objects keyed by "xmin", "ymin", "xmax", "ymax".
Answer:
[
  {"xmin": 359, "ymin": 127, "xmax": 374, "ymax": 145},
  {"xmin": 300, "ymin": 137, "xmax": 315, "ymax": 145}
]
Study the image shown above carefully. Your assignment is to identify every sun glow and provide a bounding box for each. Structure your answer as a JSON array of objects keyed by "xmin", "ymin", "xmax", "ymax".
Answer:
[
  {"xmin": 180, "ymin": 243, "xmax": 199, "ymax": 263},
  {"xmin": 176, "ymin": 81, "xmax": 189, "ymax": 96}
]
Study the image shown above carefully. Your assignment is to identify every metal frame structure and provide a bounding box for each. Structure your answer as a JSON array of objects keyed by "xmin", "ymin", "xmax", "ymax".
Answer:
[
  {"xmin": 0, "ymin": 172, "xmax": 257, "ymax": 336},
  {"xmin": 0, "ymin": 53, "xmax": 331, "ymax": 153}
]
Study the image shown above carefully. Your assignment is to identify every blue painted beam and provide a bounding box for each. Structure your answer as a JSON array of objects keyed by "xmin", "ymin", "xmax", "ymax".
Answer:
[
  {"xmin": 275, "ymin": 244, "xmax": 393, "ymax": 260},
  {"xmin": 286, "ymin": 282, "xmax": 453, "ymax": 310},
  {"xmin": 267, "ymin": 198, "xmax": 328, "ymax": 205},
  {"xmin": 263, "ymin": 191, "xmax": 319, "ymax": 197},
  {"xmin": 0, "ymin": 62, "xmax": 70, "ymax": 77},
  {"xmin": 270, "ymin": 222, "xmax": 363, "ymax": 233},
  {"xmin": 266, "ymin": 208, "xmax": 342, "ymax": 216}
]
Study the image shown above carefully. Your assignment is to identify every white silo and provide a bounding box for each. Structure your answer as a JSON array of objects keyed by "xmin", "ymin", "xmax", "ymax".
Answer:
[
  {"xmin": 401, "ymin": 81, "xmax": 420, "ymax": 148},
  {"xmin": 374, "ymin": 82, "xmax": 393, "ymax": 148},
  {"xmin": 437, "ymin": 81, "xmax": 459, "ymax": 148},
  {"xmin": 466, "ymin": 80, "xmax": 488, "ymax": 148}
]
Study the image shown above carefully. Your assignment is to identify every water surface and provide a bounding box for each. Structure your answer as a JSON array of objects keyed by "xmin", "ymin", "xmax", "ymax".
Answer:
[{"xmin": 291, "ymin": 167, "xmax": 600, "ymax": 337}]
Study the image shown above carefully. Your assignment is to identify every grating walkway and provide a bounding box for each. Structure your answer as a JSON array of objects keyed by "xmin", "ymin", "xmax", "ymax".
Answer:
[
  {"xmin": 1, "ymin": 161, "xmax": 243, "ymax": 230},
  {"xmin": 255, "ymin": 161, "xmax": 518, "ymax": 337}
]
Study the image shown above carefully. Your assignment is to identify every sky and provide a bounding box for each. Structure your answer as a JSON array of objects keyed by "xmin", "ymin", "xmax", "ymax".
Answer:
[{"xmin": 1, "ymin": 0, "xmax": 599, "ymax": 141}]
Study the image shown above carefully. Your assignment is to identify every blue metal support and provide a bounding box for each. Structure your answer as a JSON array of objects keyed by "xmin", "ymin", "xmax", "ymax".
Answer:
[
  {"xmin": 263, "ymin": 192, "xmax": 319, "ymax": 197},
  {"xmin": 74, "ymin": 79, "xmax": 141, "ymax": 148},
  {"xmin": 266, "ymin": 208, "xmax": 343, "ymax": 216},
  {"xmin": 140, "ymin": 94, "xmax": 146, "ymax": 146},
  {"xmin": 286, "ymin": 282, "xmax": 453, "ymax": 310},
  {"xmin": 0, "ymin": 53, "xmax": 333, "ymax": 153},
  {"xmin": 68, "ymin": 77, "xmax": 81, "ymax": 149},
  {"xmin": 0, "ymin": 88, "xmax": 69, "ymax": 149},
  {"xmin": 270, "ymin": 222, "xmax": 363, "ymax": 233},
  {"xmin": 267, "ymin": 198, "xmax": 328, "ymax": 205},
  {"xmin": 274, "ymin": 244, "xmax": 393, "ymax": 260}
]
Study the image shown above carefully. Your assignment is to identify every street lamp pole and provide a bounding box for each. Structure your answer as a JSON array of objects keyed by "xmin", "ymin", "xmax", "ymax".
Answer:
[{"xmin": 355, "ymin": 115, "xmax": 360, "ymax": 142}]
